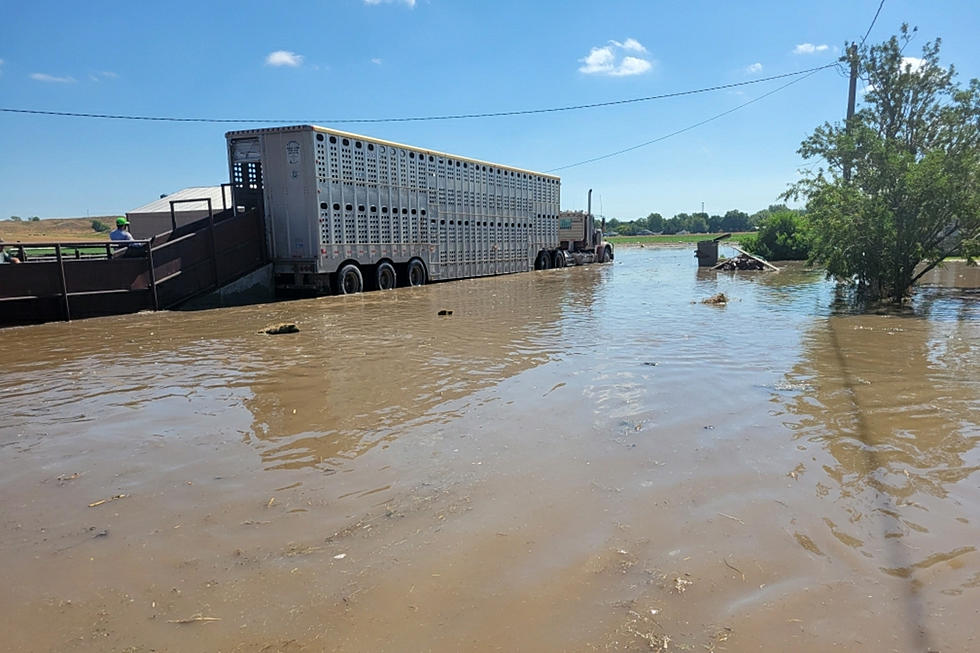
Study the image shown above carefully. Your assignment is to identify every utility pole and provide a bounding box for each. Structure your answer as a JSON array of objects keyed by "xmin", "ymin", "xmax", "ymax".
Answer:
[{"xmin": 844, "ymin": 43, "xmax": 859, "ymax": 182}]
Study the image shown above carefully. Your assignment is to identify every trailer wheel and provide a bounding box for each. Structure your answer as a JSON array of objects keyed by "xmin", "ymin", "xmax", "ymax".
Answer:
[
  {"xmin": 335, "ymin": 264, "xmax": 364, "ymax": 294},
  {"xmin": 553, "ymin": 250, "xmax": 567, "ymax": 268},
  {"xmin": 375, "ymin": 262, "xmax": 397, "ymax": 290},
  {"xmin": 536, "ymin": 251, "xmax": 552, "ymax": 270},
  {"xmin": 407, "ymin": 259, "xmax": 427, "ymax": 286}
]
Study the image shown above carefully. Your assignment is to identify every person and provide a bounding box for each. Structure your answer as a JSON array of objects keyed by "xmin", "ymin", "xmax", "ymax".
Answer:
[
  {"xmin": 0, "ymin": 237, "xmax": 21, "ymax": 264},
  {"xmin": 109, "ymin": 217, "xmax": 135, "ymax": 243}
]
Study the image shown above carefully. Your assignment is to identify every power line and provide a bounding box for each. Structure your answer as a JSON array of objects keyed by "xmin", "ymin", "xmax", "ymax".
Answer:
[
  {"xmin": 549, "ymin": 2, "xmax": 885, "ymax": 173},
  {"xmin": 547, "ymin": 68, "xmax": 828, "ymax": 172},
  {"xmin": 860, "ymin": 0, "xmax": 886, "ymax": 46},
  {"xmin": 0, "ymin": 64, "xmax": 835, "ymax": 125}
]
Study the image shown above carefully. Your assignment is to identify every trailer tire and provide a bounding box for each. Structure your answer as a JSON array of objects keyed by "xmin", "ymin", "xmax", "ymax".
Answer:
[
  {"xmin": 553, "ymin": 250, "xmax": 566, "ymax": 268},
  {"xmin": 335, "ymin": 264, "xmax": 364, "ymax": 294},
  {"xmin": 407, "ymin": 259, "xmax": 427, "ymax": 287},
  {"xmin": 375, "ymin": 262, "xmax": 397, "ymax": 290},
  {"xmin": 536, "ymin": 251, "xmax": 552, "ymax": 270},
  {"xmin": 604, "ymin": 245, "xmax": 614, "ymax": 262}
]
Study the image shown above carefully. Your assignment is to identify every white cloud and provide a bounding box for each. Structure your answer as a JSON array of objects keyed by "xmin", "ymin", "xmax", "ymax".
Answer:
[
  {"xmin": 579, "ymin": 38, "xmax": 654, "ymax": 77},
  {"xmin": 371, "ymin": 57, "xmax": 383, "ymax": 65},
  {"xmin": 364, "ymin": 0, "xmax": 416, "ymax": 6},
  {"xmin": 901, "ymin": 57, "xmax": 926, "ymax": 73},
  {"xmin": 746, "ymin": 62, "xmax": 763, "ymax": 74},
  {"xmin": 793, "ymin": 43, "xmax": 829, "ymax": 55},
  {"xmin": 614, "ymin": 56, "xmax": 652, "ymax": 76},
  {"xmin": 265, "ymin": 50, "xmax": 304, "ymax": 67},
  {"xmin": 30, "ymin": 72, "xmax": 76, "ymax": 83},
  {"xmin": 611, "ymin": 38, "xmax": 647, "ymax": 53},
  {"xmin": 89, "ymin": 71, "xmax": 118, "ymax": 82}
]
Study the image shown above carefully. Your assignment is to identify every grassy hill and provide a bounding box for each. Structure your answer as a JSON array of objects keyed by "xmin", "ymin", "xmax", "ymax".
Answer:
[{"xmin": 0, "ymin": 217, "xmax": 121, "ymax": 243}]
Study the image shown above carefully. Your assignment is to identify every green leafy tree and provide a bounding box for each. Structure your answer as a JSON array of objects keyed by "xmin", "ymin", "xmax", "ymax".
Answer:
[
  {"xmin": 721, "ymin": 209, "xmax": 750, "ymax": 232},
  {"xmin": 742, "ymin": 210, "xmax": 811, "ymax": 260},
  {"xmin": 8, "ymin": 216, "xmax": 22, "ymax": 222},
  {"xmin": 788, "ymin": 26, "xmax": 979, "ymax": 301},
  {"xmin": 645, "ymin": 212, "xmax": 664, "ymax": 233},
  {"xmin": 91, "ymin": 219, "xmax": 111, "ymax": 233},
  {"xmin": 688, "ymin": 212, "xmax": 709, "ymax": 233}
]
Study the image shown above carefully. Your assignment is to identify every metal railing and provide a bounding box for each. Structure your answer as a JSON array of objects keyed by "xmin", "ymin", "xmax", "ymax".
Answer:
[{"xmin": 1, "ymin": 205, "xmax": 265, "ymax": 326}]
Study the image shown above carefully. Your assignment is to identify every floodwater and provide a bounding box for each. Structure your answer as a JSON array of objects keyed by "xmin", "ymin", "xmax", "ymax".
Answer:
[{"xmin": 1, "ymin": 247, "xmax": 977, "ymax": 652}]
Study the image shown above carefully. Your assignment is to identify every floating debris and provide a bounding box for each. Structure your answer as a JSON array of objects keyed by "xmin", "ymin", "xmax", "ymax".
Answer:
[
  {"xmin": 437, "ymin": 309, "xmax": 454, "ymax": 316},
  {"xmin": 88, "ymin": 494, "xmax": 127, "ymax": 508},
  {"xmin": 167, "ymin": 614, "xmax": 221, "ymax": 624},
  {"xmin": 673, "ymin": 575, "xmax": 694, "ymax": 592},
  {"xmin": 712, "ymin": 246, "xmax": 780, "ymax": 271},
  {"xmin": 260, "ymin": 323, "xmax": 299, "ymax": 335},
  {"xmin": 701, "ymin": 293, "xmax": 728, "ymax": 305}
]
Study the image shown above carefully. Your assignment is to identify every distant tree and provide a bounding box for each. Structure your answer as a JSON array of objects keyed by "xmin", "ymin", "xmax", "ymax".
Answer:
[
  {"xmin": 29, "ymin": 216, "xmax": 40, "ymax": 222},
  {"xmin": 8, "ymin": 216, "xmax": 22, "ymax": 222},
  {"xmin": 721, "ymin": 209, "xmax": 750, "ymax": 232},
  {"xmin": 689, "ymin": 212, "xmax": 709, "ymax": 233},
  {"xmin": 787, "ymin": 26, "xmax": 979, "ymax": 301},
  {"xmin": 663, "ymin": 213, "xmax": 689, "ymax": 235},
  {"xmin": 91, "ymin": 219, "xmax": 111, "ymax": 233},
  {"xmin": 645, "ymin": 212, "xmax": 664, "ymax": 233}
]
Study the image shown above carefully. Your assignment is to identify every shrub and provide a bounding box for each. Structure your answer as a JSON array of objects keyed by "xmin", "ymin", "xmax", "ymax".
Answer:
[
  {"xmin": 91, "ymin": 220, "xmax": 111, "ymax": 233},
  {"xmin": 743, "ymin": 210, "xmax": 811, "ymax": 260}
]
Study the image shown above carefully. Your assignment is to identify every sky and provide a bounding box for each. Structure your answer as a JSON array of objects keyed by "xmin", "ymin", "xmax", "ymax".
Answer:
[{"xmin": 1, "ymin": 0, "xmax": 978, "ymax": 221}]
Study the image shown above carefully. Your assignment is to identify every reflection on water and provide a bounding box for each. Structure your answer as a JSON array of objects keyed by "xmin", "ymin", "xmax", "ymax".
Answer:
[
  {"xmin": 0, "ymin": 247, "xmax": 976, "ymax": 652},
  {"xmin": 243, "ymin": 273, "xmax": 600, "ymax": 471}
]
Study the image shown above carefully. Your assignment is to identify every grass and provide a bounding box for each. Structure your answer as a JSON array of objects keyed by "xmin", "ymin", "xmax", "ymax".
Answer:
[
  {"xmin": 1, "ymin": 217, "xmax": 120, "ymax": 244},
  {"xmin": 607, "ymin": 232, "xmax": 755, "ymax": 245}
]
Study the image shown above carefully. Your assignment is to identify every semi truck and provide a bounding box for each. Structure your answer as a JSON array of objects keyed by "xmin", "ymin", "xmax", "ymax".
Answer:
[{"xmin": 225, "ymin": 125, "xmax": 613, "ymax": 294}]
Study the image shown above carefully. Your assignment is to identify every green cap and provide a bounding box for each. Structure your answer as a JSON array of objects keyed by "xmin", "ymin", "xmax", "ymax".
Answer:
[{"xmin": 116, "ymin": 217, "xmax": 129, "ymax": 226}]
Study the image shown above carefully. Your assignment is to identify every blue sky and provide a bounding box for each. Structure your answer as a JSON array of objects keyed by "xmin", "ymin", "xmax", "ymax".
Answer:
[{"xmin": 1, "ymin": 0, "xmax": 978, "ymax": 221}]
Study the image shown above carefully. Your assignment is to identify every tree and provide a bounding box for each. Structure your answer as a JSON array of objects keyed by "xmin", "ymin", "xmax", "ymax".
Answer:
[
  {"xmin": 8, "ymin": 216, "xmax": 22, "ymax": 222},
  {"xmin": 688, "ymin": 212, "xmax": 709, "ymax": 233},
  {"xmin": 645, "ymin": 212, "xmax": 664, "ymax": 233},
  {"xmin": 721, "ymin": 209, "xmax": 750, "ymax": 232},
  {"xmin": 788, "ymin": 26, "xmax": 979, "ymax": 301},
  {"xmin": 742, "ymin": 210, "xmax": 811, "ymax": 260}
]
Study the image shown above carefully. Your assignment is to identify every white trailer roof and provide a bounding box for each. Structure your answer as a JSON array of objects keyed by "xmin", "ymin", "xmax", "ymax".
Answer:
[
  {"xmin": 127, "ymin": 186, "xmax": 232, "ymax": 215},
  {"xmin": 225, "ymin": 125, "xmax": 560, "ymax": 181}
]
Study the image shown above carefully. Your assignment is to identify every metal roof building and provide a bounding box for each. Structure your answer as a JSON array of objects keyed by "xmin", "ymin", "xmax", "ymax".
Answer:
[{"xmin": 126, "ymin": 186, "xmax": 232, "ymax": 239}]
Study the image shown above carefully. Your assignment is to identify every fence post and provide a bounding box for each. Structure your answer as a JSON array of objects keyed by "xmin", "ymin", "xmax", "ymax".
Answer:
[
  {"xmin": 207, "ymin": 198, "xmax": 219, "ymax": 288},
  {"xmin": 147, "ymin": 243, "xmax": 160, "ymax": 311},
  {"xmin": 55, "ymin": 244, "xmax": 71, "ymax": 321}
]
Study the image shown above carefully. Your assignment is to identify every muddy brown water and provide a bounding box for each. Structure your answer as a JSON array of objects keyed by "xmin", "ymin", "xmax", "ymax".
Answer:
[{"xmin": 1, "ymin": 247, "xmax": 977, "ymax": 652}]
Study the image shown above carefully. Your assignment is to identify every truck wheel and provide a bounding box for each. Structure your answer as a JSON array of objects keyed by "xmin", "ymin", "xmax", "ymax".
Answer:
[
  {"xmin": 407, "ymin": 259, "xmax": 427, "ymax": 286},
  {"xmin": 536, "ymin": 251, "xmax": 552, "ymax": 270},
  {"xmin": 553, "ymin": 250, "xmax": 566, "ymax": 268},
  {"xmin": 604, "ymin": 245, "xmax": 614, "ymax": 262},
  {"xmin": 335, "ymin": 264, "xmax": 363, "ymax": 294},
  {"xmin": 375, "ymin": 262, "xmax": 397, "ymax": 290}
]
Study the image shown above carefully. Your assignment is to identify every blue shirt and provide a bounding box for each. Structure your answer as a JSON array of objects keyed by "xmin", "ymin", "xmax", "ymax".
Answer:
[{"xmin": 110, "ymin": 228, "xmax": 134, "ymax": 242}]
